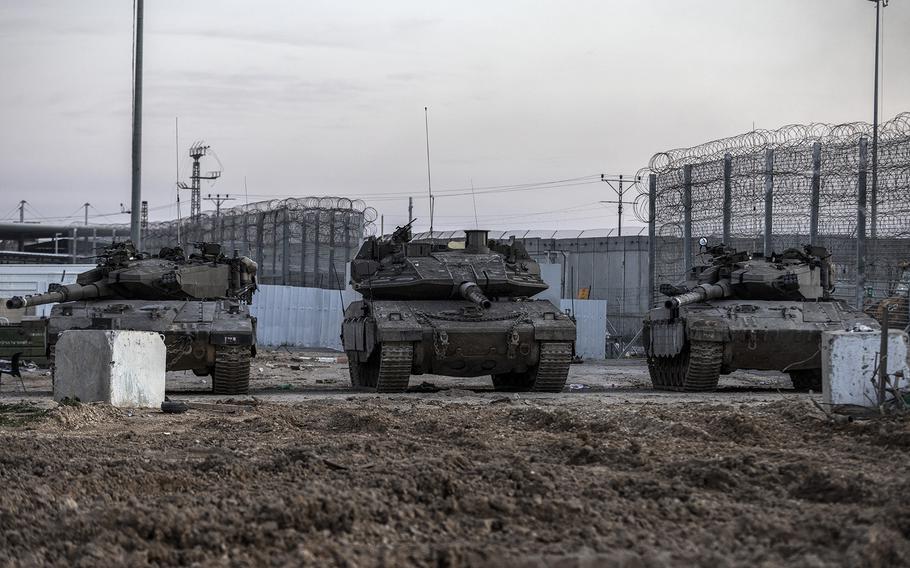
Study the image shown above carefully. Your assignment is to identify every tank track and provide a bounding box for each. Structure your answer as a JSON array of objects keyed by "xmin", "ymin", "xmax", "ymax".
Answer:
[
  {"xmin": 375, "ymin": 342, "xmax": 414, "ymax": 393},
  {"xmin": 212, "ymin": 345, "xmax": 251, "ymax": 395},
  {"xmin": 648, "ymin": 340, "xmax": 722, "ymax": 392},
  {"xmin": 530, "ymin": 341, "xmax": 573, "ymax": 392}
]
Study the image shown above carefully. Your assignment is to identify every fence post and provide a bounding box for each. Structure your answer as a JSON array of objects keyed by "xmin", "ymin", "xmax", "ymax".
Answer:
[
  {"xmin": 683, "ymin": 164, "xmax": 693, "ymax": 276},
  {"xmin": 723, "ymin": 153, "xmax": 732, "ymax": 243},
  {"xmin": 281, "ymin": 209, "xmax": 290, "ymax": 285},
  {"xmin": 763, "ymin": 149, "xmax": 774, "ymax": 257},
  {"xmin": 648, "ymin": 173, "xmax": 656, "ymax": 306},
  {"xmin": 857, "ymin": 137, "xmax": 868, "ymax": 309},
  {"xmin": 809, "ymin": 142, "xmax": 821, "ymax": 245}
]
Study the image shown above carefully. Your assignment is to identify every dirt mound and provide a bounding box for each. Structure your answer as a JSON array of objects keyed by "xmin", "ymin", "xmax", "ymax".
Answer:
[
  {"xmin": 40, "ymin": 402, "xmax": 128, "ymax": 431},
  {"xmin": 1, "ymin": 398, "xmax": 908, "ymax": 566}
]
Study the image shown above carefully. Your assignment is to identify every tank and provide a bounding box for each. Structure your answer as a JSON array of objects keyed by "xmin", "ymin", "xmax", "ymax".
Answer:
[
  {"xmin": 341, "ymin": 224, "xmax": 576, "ymax": 393},
  {"xmin": 643, "ymin": 244, "xmax": 880, "ymax": 392},
  {"xmin": 5, "ymin": 241, "xmax": 258, "ymax": 395}
]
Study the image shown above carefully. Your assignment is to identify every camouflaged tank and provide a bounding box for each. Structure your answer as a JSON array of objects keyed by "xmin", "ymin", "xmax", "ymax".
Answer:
[
  {"xmin": 6, "ymin": 241, "xmax": 258, "ymax": 394},
  {"xmin": 643, "ymin": 244, "xmax": 880, "ymax": 392},
  {"xmin": 342, "ymin": 224, "xmax": 576, "ymax": 393}
]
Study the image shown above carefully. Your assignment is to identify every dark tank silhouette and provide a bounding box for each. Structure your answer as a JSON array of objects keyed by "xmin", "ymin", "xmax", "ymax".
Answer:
[
  {"xmin": 6, "ymin": 241, "xmax": 258, "ymax": 394},
  {"xmin": 342, "ymin": 224, "xmax": 576, "ymax": 393},
  {"xmin": 644, "ymin": 243, "xmax": 880, "ymax": 392}
]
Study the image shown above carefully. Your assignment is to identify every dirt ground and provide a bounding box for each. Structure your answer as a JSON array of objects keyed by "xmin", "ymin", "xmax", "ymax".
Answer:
[{"xmin": 1, "ymin": 350, "xmax": 909, "ymax": 567}]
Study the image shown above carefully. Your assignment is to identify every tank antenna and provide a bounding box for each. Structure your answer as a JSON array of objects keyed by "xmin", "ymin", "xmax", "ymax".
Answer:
[
  {"xmin": 470, "ymin": 178, "xmax": 479, "ymax": 229},
  {"xmin": 424, "ymin": 106, "xmax": 434, "ymax": 236},
  {"xmin": 175, "ymin": 116, "xmax": 182, "ymax": 247}
]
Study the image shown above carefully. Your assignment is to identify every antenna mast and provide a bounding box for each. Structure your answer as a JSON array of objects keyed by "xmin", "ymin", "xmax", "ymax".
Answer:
[{"xmin": 424, "ymin": 106, "xmax": 434, "ymax": 236}]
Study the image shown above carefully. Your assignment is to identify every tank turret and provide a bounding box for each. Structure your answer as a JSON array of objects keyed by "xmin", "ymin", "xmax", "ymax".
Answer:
[
  {"xmin": 350, "ymin": 227, "xmax": 548, "ymax": 302},
  {"xmin": 6, "ymin": 241, "xmax": 258, "ymax": 309},
  {"xmin": 661, "ymin": 244, "xmax": 834, "ymax": 307}
]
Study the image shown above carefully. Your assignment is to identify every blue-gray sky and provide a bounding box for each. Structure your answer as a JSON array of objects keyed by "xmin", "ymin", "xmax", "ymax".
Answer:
[{"xmin": 0, "ymin": 0, "xmax": 907, "ymax": 232}]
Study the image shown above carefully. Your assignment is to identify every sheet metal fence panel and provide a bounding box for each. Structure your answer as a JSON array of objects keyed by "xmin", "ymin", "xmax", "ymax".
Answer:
[
  {"xmin": 251, "ymin": 284, "xmax": 358, "ymax": 350},
  {"xmin": 560, "ymin": 299, "xmax": 607, "ymax": 360}
]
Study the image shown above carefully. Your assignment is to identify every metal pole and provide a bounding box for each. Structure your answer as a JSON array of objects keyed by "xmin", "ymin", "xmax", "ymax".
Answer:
[
  {"xmin": 763, "ymin": 149, "xmax": 774, "ymax": 257},
  {"xmin": 857, "ymin": 137, "xmax": 869, "ymax": 309},
  {"xmin": 71, "ymin": 228, "xmax": 78, "ymax": 264},
  {"xmin": 424, "ymin": 106, "xmax": 434, "ymax": 235},
  {"xmin": 722, "ymin": 153, "xmax": 732, "ymax": 243},
  {"xmin": 408, "ymin": 196, "xmax": 413, "ymax": 223},
  {"xmin": 809, "ymin": 142, "xmax": 821, "ymax": 245},
  {"xmin": 870, "ymin": 0, "xmax": 883, "ymax": 240},
  {"xmin": 683, "ymin": 165, "xmax": 693, "ymax": 276},
  {"xmin": 648, "ymin": 174, "xmax": 656, "ymax": 306},
  {"xmin": 130, "ymin": 0, "xmax": 144, "ymax": 250}
]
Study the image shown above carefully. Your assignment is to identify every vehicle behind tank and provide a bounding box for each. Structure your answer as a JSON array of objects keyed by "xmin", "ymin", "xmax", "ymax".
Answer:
[
  {"xmin": 342, "ymin": 224, "xmax": 576, "ymax": 393},
  {"xmin": 643, "ymin": 243, "xmax": 880, "ymax": 392},
  {"xmin": 6, "ymin": 241, "xmax": 258, "ymax": 394}
]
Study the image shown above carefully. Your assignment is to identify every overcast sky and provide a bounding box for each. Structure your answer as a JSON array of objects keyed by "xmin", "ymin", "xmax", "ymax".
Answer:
[{"xmin": 0, "ymin": 0, "xmax": 907, "ymax": 233}]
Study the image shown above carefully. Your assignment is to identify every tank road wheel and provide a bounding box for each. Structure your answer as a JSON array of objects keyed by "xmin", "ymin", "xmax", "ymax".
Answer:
[
  {"xmin": 374, "ymin": 342, "xmax": 413, "ymax": 394},
  {"xmin": 493, "ymin": 342, "xmax": 573, "ymax": 393},
  {"xmin": 211, "ymin": 346, "xmax": 251, "ymax": 395},
  {"xmin": 789, "ymin": 369, "xmax": 822, "ymax": 392},
  {"xmin": 346, "ymin": 350, "xmax": 379, "ymax": 389},
  {"xmin": 648, "ymin": 341, "xmax": 722, "ymax": 392}
]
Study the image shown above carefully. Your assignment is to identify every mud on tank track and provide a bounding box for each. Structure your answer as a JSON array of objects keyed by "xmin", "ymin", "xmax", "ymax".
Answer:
[{"xmin": 1, "ymin": 397, "xmax": 910, "ymax": 567}]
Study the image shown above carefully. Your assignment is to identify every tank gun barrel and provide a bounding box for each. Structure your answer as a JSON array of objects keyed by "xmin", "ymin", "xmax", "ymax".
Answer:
[
  {"xmin": 664, "ymin": 280, "xmax": 731, "ymax": 309},
  {"xmin": 459, "ymin": 281, "xmax": 492, "ymax": 309},
  {"xmin": 6, "ymin": 282, "xmax": 111, "ymax": 309}
]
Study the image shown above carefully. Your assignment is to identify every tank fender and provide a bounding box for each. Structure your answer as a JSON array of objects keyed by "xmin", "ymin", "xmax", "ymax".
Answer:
[
  {"xmin": 529, "ymin": 306, "xmax": 576, "ymax": 341},
  {"xmin": 686, "ymin": 318, "xmax": 730, "ymax": 343},
  {"xmin": 647, "ymin": 319, "xmax": 685, "ymax": 357}
]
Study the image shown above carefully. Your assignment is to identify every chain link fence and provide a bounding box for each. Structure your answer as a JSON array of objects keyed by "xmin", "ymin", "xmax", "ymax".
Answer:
[{"xmin": 639, "ymin": 112, "xmax": 910, "ymax": 328}]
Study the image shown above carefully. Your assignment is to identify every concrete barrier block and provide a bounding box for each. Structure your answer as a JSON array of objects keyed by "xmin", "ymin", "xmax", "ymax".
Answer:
[
  {"xmin": 822, "ymin": 329, "xmax": 910, "ymax": 407},
  {"xmin": 54, "ymin": 330, "xmax": 166, "ymax": 408}
]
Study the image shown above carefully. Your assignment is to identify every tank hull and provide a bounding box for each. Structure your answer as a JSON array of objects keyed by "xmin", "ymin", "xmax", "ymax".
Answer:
[
  {"xmin": 342, "ymin": 299, "xmax": 575, "ymax": 392},
  {"xmin": 47, "ymin": 299, "xmax": 256, "ymax": 394},
  {"xmin": 643, "ymin": 299, "xmax": 880, "ymax": 391}
]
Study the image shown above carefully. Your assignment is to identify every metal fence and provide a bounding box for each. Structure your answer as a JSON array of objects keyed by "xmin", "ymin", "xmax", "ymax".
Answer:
[
  {"xmin": 143, "ymin": 197, "xmax": 377, "ymax": 289},
  {"xmin": 640, "ymin": 113, "xmax": 910, "ymax": 326}
]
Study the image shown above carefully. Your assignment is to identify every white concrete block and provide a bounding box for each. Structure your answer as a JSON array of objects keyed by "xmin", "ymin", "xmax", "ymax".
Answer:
[
  {"xmin": 54, "ymin": 330, "xmax": 166, "ymax": 408},
  {"xmin": 822, "ymin": 329, "xmax": 910, "ymax": 407}
]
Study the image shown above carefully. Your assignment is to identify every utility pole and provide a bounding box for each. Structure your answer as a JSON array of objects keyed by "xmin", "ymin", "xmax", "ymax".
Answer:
[
  {"xmin": 408, "ymin": 196, "xmax": 413, "ymax": 223},
  {"xmin": 130, "ymin": 0, "xmax": 144, "ymax": 249},
  {"xmin": 203, "ymin": 193, "xmax": 235, "ymax": 217},
  {"xmin": 599, "ymin": 174, "xmax": 641, "ymax": 237},
  {"xmin": 869, "ymin": 0, "xmax": 888, "ymax": 239},
  {"xmin": 83, "ymin": 202, "xmax": 90, "ymax": 226}
]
